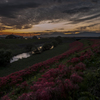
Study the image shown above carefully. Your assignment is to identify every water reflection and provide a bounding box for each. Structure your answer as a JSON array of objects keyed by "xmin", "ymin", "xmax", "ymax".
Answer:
[
  {"xmin": 31, "ymin": 51, "xmax": 35, "ymax": 54},
  {"xmin": 38, "ymin": 46, "xmax": 42, "ymax": 50},
  {"xmin": 10, "ymin": 45, "xmax": 54, "ymax": 63},
  {"xmin": 10, "ymin": 53, "xmax": 31, "ymax": 63},
  {"xmin": 50, "ymin": 46, "xmax": 54, "ymax": 49}
]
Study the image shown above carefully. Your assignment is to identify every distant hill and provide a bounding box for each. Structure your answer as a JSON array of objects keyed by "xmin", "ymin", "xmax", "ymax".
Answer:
[
  {"xmin": 38, "ymin": 32, "xmax": 100, "ymax": 38},
  {"xmin": 73, "ymin": 32, "xmax": 100, "ymax": 37}
]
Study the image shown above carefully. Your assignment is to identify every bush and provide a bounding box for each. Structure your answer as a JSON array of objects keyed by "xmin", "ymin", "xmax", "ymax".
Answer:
[
  {"xmin": 25, "ymin": 44, "xmax": 33, "ymax": 52},
  {"xmin": 55, "ymin": 36, "xmax": 62, "ymax": 44},
  {"xmin": 42, "ymin": 43, "xmax": 53, "ymax": 51},
  {"xmin": 0, "ymin": 49, "xmax": 12, "ymax": 67},
  {"xmin": 0, "ymin": 43, "xmax": 8, "ymax": 49},
  {"xmin": 51, "ymin": 40, "xmax": 58, "ymax": 47}
]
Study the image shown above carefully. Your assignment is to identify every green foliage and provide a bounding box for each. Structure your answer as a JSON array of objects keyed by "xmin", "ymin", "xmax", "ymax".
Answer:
[
  {"xmin": 0, "ymin": 43, "xmax": 8, "ymax": 49},
  {"xmin": 0, "ymin": 38, "xmax": 54, "ymax": 56},
  {"xmin": 42, "ymin": 42, "xmax": 53, "ymax": 51},
  {"xmin": 78, "ymin": 97, "xmax": 90, "ymax": 100},
  {"xmin": 78, "ymin": 92, "xmax": 98, "ymax": 100},
  {"xmin": 51, "ymin": 40, "xmax": 58, "ymax": 47},
  {"xmin": 0, "ymin": 49, "xmax": 12, "ymax": 67},
  {"xmin": 25, "ymin": 44, "xmax": 33, "ymax": 52},
  {"xmin": 55, "ymin": 36, "xmax": 62, "ymax": 44},
  {"xmin": 0, "ymin": 43, "xmax": 69, "ymax": 77}
]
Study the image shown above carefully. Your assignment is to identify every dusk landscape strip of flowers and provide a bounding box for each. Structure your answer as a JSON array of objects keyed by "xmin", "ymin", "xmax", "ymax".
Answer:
[
  {"xmin": 0, "ymin": 41, "xmax": 83, "ymax": 89},
  {"xmin": 10, "ymin": 62, "xmax": 85, "ymax": 100},
  {"xmin": 1, "ymin": 39, "xmax": 100, "ymax": 99}
]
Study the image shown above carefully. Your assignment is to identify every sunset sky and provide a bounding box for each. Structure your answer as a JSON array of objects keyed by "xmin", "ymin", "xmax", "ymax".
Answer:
[{"xmin": 0, "ymin": 0, "xmax": 100, "ymax": 36}]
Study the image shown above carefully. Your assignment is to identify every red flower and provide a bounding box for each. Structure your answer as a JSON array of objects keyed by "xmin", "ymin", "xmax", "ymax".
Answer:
[
  {"xmin": 75, "ymin": 62, "xmax": 86, "ymax": 71},
  {"xmin": 70, "ymin": 73, "xmax": 83, "ymax": 83}
]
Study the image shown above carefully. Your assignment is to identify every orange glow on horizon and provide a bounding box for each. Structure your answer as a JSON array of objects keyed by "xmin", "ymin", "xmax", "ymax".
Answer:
[
  {"xmin": 0, "ymin": 20, "xmax": 100, "ymax": 36},
  {"xmin": 0, "ymin": 32, "xmax": 41, "ymax": 37},
  {"xmin": 64, "ymin": 33, "xmax": 72, "ymax": 34}
]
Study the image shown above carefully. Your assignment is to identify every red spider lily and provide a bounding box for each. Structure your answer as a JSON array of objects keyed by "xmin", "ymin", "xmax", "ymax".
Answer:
[
  {"xmin": 75, "ymin": 62, "xmax": 86, "ymax": 71},
  {"xmin": 64, "ymin": 79, "xmax": 74, "ymax": 90},
  {"xmin": 0, "ymin": 41, "xmax": 84, "ymax": 89},
  {"xmin": 35, "ymin": 88, "xmax": 51, "ymax": 100},
  {"xmin": 1, "ymin": 94, "xmax": 11, "ymax": 100},
  {"xmin": 69, "ymin": 57, "xmax": 80, "ymax": 63},
  {"xmin": 17, "ymin": 93, "xmax": 28, "ymax": 100},
  {"xmin": 70, "ymin": 73, "xmax": 83, "ymax": 83},
  {"xmin": 20, "ymin": 81, "xmax": 28, "ymax": 88}
]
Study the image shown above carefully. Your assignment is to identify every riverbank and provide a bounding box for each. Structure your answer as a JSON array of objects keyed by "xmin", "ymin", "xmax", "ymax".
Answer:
[
  {"xmin": 0, "ymin": 38, "xmax": 54, "ymax": 56},
  {"xmin": 0, "ymin": 42, "xmax": 69, "ymax": 77}
]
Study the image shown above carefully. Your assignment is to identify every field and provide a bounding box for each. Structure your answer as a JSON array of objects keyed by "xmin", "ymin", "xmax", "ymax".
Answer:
[
  {"xmin": 0, "ymin": 38, "xmax": 100, "ymax": 100},
  {"xmin": 0, "ymin": 42, "xmax": 69, "ymax": 77},
  {"xmin": 0, "ymin": 38, "xmax": 55, "ymax": 56}
]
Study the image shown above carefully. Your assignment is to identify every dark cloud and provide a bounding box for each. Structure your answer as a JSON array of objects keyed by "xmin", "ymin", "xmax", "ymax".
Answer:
[
  {"xmin": 0, "ymin": 26, "xmax": 13, "ymax": 30},
  {"xmin": 23, "ymin": 24, "xmax": 32, "ymax": 29},
  {"xmin": 70, "ymin": 13, "xmax": 100, "ymax": 24},
  {"xmin": 91, "ymin": 0, "xmax": 98, "ymax": 3},
  {"xmin": 0, "ymin": 0, "xmax": 100, "ymax": 31},
  {"xmin": 14, "ymin": 25, "xmax": 22, "ymax": 29},
  {"xmin": 45, "ymin": 30, "xmax": 52, "ymax": 31},
  {"xmin": 0, "ymin": 2, "xmax": 40, "ymax": 18},
  {"xmin": 58, "ymin": 28, "xmax": 64, "ymax": 30},
  {"xmin": 63, "ymin": 7, "xmax": 92, "ymax": 15},
  {"xmin": 0, "ymin": 26, "xmax": 6, "ymax": 30},
  {"xmin": 76, "ymin": 23, "xmax": 100, "ymax": 30},
  {"xmin": 48, "ymin": 20, "xmax": 61, "ymax": 23},
  {"xmin": 87, "ymin": 23, "xmax": 100, "ymax": 27}
]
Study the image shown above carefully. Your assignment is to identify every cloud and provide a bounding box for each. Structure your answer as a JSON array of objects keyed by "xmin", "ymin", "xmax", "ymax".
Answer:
[
  {"xmin": 0, "ymin": 2, "xmax": 40, "ymax": 18},
  {"xmin": 91, "ymin": 0, "xmax": 98, "ymax": 3},
  {"xmin": 58, "ymin": 28, "xmax": 64, "ymax": 30},
  {"xmin": 63, "ymin": 7, "xmax": 92, "ymax": 15},
  {"xmin": 76, "ymin": 23, "xmax": 100, "ymax": 30},
  {"xmin": 0, "ymin": 0, "xmax": 100, "ymax": 31},
  {"xmin": 0, "ymin": 26, "xmax": 6, "ymax": 30},
  {"xmin": 45, "ymin": 30, "xmax": 52, "ymax": 31},
  {"xmin": 70, "ymin": 13, "xmax": 100, "ymax": 24},
  {"xmin": 23, "ymin": 24, "xmax": 33, "ymax": 29},
  {"xmin": 0, "ymin": 26, "xmax": 13, "ymax": 30}
]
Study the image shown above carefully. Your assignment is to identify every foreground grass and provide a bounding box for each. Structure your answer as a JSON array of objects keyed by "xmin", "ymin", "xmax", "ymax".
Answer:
[{"xmin": 0, "ymin": 43, "xmax": 69, "ymax": 77}]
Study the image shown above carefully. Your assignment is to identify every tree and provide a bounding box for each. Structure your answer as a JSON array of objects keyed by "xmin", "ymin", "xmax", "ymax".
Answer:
[
  {"xmin": 55, "ymin": 36, "xmax": 62, "ymax": 44},
  {"xmin": 0, "ymin": 49, "xmax": 12, "ymax": 67},
  {"xmin": 51, "ymin": 40, "xmax": 58, "ymax": 47},
  {"xmin": 42, "ymin": 43, "xmax": 53, "ymax": 51}
]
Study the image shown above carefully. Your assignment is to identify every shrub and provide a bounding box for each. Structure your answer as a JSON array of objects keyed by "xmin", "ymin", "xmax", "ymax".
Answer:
[
  {"xmin": 0, "ymin": 49, "xmax": 12, "ymax": 67},
  {"xmin": 42, "ymin": 43, "xmax": 53, "ymax": 51},
  {"xmin": 51, "ymin": 40, "xmax": 58, "ymax": 47},
  {"xmin": 25, "ymin": 44, "xmax": 38, "ymax": 52},
  {"xmin": 25, "ymin": 44, "xmax": 33, "ymax": 52},
  {"xmin": 0, "ymin": 43, "xmax": 8, "ymax": 49},
  {"xmin": 55, "ymin": 36, "xmax": 62, "ymax": 44}
]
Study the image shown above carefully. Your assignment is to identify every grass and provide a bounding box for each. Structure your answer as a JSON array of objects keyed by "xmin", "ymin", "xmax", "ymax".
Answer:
[
  {"xmin": 0, "ymin": 43, "xmax": 69, "ymax": 77},
  {"xmin": 1, "ymin": 39, "xmax": 100, "ymax": 99},
  {"xmin": 0, "ymin": 38, "xmax": 51, "ymax": 44},
  {"xmin": 0, "ymin": 38, "xmax": 54, "ymax": 56},
  {"xmin": 78, "ymin": 53, "xmax": 100, "ymax": 99}
]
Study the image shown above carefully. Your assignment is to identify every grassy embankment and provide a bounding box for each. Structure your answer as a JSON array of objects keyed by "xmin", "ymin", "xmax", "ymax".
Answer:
[
  {"xmin": 0, "ymin": 41, "xmax": 70, "ymax": 77},
  {"xmin": 1, "ymin": 39, "xmax": 100, "ymax": 99}
]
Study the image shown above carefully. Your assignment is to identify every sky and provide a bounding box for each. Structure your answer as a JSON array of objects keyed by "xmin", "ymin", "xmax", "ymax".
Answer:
[{"xmin": 0, "ymin": 0, "xmax": 100, "ymax": 36}]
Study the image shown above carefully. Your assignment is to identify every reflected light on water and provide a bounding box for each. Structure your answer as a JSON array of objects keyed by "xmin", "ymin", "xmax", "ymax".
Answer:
[
  {"xmin": 38, "ymin": 46, "xmax": 42, "ymax": 50},
  {"xmin": 10, "ymin": 45, "xmax": 53, "ymax": 63},
  {"xmin": 32, "ymin": 51, "xmax": 35, "ymax": 54},
  {"xmin": 50, "ymin": 46, "xmax": 54, "ymax": 49}
]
